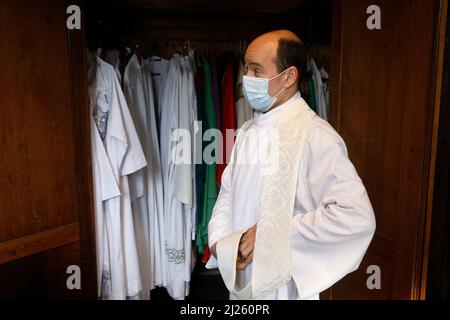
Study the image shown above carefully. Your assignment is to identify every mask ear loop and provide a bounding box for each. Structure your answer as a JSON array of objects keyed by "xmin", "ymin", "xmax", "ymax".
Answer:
[
  {"xmin": 269, "ymin": 68, "xmax": 291, "ymax": 81},
  {"xmin": 270, "ymin": 68, "xmax": 292, "ymax": 98}
]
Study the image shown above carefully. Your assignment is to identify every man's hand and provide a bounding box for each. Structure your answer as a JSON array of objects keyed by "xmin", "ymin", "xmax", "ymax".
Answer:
[{"xmin": 236, "ymin": 225, "xmax": 257, "ymax": 271}]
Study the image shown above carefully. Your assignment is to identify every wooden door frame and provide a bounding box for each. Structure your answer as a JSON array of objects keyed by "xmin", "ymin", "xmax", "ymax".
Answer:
[
  {"xmin": 326, "ymin": 0, "xmax": 448, "ymax": 300},
  {"xmin": 421, "ymin": 0, "xmax": 449, "ymax": 300},
  {"xmin": 0, "ymin": 0, "xmax": 97, "ymax": 299},
  {"xmin": 67, "ymin": 0, "xmax": 98, "ymax": 299}
]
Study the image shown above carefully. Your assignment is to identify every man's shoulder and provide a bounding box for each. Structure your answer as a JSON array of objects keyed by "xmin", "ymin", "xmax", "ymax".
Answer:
[
  {"xmin": 309, "ymin": 116, "xmax": 339, "ymax": 135},
  {"xmin": 305, "ymin": 116, "xmax": 348, "ymax": 152}
]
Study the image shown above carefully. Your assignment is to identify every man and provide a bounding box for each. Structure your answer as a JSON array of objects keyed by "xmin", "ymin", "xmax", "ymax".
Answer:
[{"xmin": 206, "ymin": 30, "xmax": 376, "ymax": 300}]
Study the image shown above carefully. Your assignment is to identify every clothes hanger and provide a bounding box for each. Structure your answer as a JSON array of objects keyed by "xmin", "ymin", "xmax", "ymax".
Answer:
[
  {"xmin": 151, "ymin": 41, "xmax": 162, "ymax": 61},
  {"xmin": 134, "ymin": 42, "xmax": 143, "ymax": 65},
  {"xmin": 182, "ymin": 39, "xmax": 188, "ymax": 56},
  {"xmin": 119, "ymin": 37, "xmax": 135, "ymax": 72},
  {"xmin": 177, "ymin": 40, "xmax": 183, "ymax": 55}
]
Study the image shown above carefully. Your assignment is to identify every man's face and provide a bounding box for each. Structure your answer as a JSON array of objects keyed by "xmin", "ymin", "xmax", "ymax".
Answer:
[{"xmin": 244, "ymin": 40, "xmax": 286, "ymax": 97}]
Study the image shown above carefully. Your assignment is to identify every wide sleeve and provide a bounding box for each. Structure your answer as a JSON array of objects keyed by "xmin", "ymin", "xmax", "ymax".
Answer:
[
  {"xmin": 291, "ymin": 121, "xmax": 376, "ymax": 299},
  {"xmin": 205, "ymin": 147, "xmax": 235, "ymax": 269},
  {"xmin": 109, "ymin": 65, "xmax": 147, "ymax": 177}
]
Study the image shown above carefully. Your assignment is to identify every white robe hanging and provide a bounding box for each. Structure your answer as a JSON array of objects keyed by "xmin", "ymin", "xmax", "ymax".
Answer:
[
  {"xmin": 142, "ymin": 59, "xmax": 166, "ymax": 290},
  {"xmin": 89, "ymin": 56, "xmax": 147, "ymax": 300},
  {"xmin": 160, "ymin": 58, "xmax": 180, "ymax": 293},
  {"xmin": 187, "ymin": 52, "xmax": 199, "ymax": 243},
  {"xmin": 207, "ymin": 92, "xmax": 376, "ymax": 300},
  {"xmin": 159, "ymin": 54, "xmax": 197, "ymax": 300},
  {"xmin": 149, "ymin": 56, "xmax": 171, "ymax": 123},
  {"xmin": 123, "ymin": 55, "xmax": 154, "ymax": 299},
  {"xmin": 89, "ymin": 91, "xmax": 120, "ymax": 298},
  {"xmin": 103, "ymin": 49, "xmax": 122, "ymax": 85},
  {"xmin": 182, "ymin": 55, "xmax": 198, "ymax": 295}
]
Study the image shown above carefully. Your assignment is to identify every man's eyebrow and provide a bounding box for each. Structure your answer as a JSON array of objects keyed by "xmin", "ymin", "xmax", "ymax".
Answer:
[{"xmin": 247, "ymin": 62, "xmax": 263, "ymax": 68}]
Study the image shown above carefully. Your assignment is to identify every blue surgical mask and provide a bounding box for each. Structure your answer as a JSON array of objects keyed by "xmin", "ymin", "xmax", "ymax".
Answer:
[{"xmin": 243, "ymin": 69, "xmax": 289, "ymax": 113}]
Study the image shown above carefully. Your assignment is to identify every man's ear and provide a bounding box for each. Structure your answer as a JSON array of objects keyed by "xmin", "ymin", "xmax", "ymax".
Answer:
[{"xmin": 285, "ymin": 67, "xmax": 298, "ymax": 88}]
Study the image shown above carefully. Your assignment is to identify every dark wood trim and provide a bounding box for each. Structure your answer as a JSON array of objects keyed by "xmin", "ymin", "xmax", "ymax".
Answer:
[
  {"xmin": 0, "ymin": 223, "xmax": 80, "ymax": 265},
  {"xmin": 325, "ymin": 0, "xmax": 444, "ymax": 300},
  {"xmin": 426, "ymin": 7, "xmax": 450, "ymax": 298},
  {"xmin": 329, "ymin": 0, "xmax": 343, "ymax": 132},
  {"xmin": 321, "ymin": 0, "xmax": 343, "ymax": 300},
  {"xmin": 420, "ymin": 0, "xmax": 449, "ymax": 300},
  {"xmin": 67, "ymin": 0, "xmax": 98, "ymax": 299}
]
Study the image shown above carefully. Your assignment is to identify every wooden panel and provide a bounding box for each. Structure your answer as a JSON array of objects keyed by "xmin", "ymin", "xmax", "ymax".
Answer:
[
  {"xmin": 330, "ymin": 0, "xmax": 443, "ymax": 299},
  {"xmin": 86, "ymin": 1, "xmax": 332, "ymax": 54},
  {"xmin": 0, "ymin": 224, "xmax": 80, "ymax": 265},
  {"xmin": 106, "ymin": 0, "xmax": 330, "ymax": 12},
  {"xmin": 420, "ymin": 0, "xmax": 448, "ymax": 299},
  {"xmin": 332, "ymin": 251, "xmax": 394, "ymax": 300},
  {"xmin": 0, "ymin": 242, "xmax": 82, "ymax": 299},
  {"xmin": 67, "ymin": 0, "xmax": 99, "ymax": 298},
  {"xmin": 0, "ymin": 0, "xmax": 78, "ymax": 241},
  {"xmin": 0, "ymin": 0, "xmax": 97, "ymax": 299},
  {"xmin": 426, "ymin": 4, "xmax": 450, "ymax": 299}
]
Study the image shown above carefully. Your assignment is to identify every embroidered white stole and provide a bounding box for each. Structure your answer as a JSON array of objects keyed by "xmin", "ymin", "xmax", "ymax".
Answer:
[{"xmin": 216, "ymin": 98, "xmax": 316, "ymax": 299}]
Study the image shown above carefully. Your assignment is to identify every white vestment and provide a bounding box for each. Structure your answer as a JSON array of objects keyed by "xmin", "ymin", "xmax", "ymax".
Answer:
[
  {"xmin": 142, "ymin": 59, "xmax": 166, "ymax": 290},
  {"xmin": 159, "ymin": 55, "xmax": 196, "ymax": 300},
  {"xmin": 103, "ymin": 49, "xmax": 122, "ymax": 84},
  {"xmin": 149, "ymin": 56, "xmax": 171, "ymax": 123},
  {"xmin": 123, "ymin": 55, "xmax": 155, "ymax": 299},
  {"xmin": 89, "ymin": 91, "xmax": 121, "ymax": 299},
  {"xmin": 89, "ymin": 56, "xmax": 147, "ymax": 300},
  {"xmin": 207, "ymin": 92, "xmax": 376, "ymax": 300}
]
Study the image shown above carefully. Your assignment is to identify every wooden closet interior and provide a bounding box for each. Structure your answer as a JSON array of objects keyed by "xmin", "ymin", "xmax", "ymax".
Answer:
[{"xmin": 0, "ymin": 0, "xmax": 448, "ymax": 300}]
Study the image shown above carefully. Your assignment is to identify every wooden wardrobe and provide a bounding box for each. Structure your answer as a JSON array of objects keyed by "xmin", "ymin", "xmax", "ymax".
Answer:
[{"xmin": 0, "ymin": 0, "xmax": 447, "ymax": 300}]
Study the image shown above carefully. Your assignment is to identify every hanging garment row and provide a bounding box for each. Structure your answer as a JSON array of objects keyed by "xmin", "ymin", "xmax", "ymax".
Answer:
[{"xmin": 87, "ymin": 42, "xmax": 330, "ymax": 300}]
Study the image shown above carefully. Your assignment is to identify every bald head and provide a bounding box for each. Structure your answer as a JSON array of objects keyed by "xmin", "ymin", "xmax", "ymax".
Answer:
[
  {"xmin": 244, "ymin": 30, "xmax": 306, "ymax": 108},
  {"xmin": 250, "ymin": 30, "xmax": 302, "ymax": 49},
  {"xmin": 247, "ymin": 31, "xmax": 298, "ymax": 65}
]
